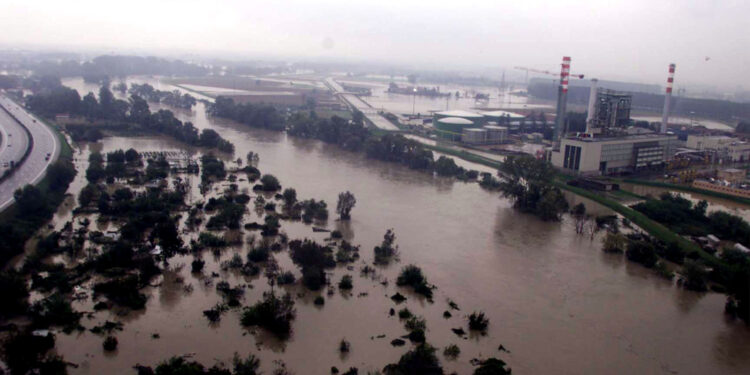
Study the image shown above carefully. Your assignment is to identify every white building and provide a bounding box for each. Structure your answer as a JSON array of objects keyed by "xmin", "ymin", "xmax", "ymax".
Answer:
[{"xmin": 551, "ymin": 133, "xmax": 680, "ymax": 175}]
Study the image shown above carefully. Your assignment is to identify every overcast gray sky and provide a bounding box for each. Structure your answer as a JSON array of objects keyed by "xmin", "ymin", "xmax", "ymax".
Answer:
[{"xmin": 1, "ymin": 0, "xmax": 747, "ymax": 90}]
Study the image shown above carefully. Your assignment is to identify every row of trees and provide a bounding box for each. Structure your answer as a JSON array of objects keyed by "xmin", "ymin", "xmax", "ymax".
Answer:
[
  {"xmin": 498, "ymin": 155, "xmax": 569, "ymax": 221},
  {"xmin": 633, "ymin": 193, "xmax": 750, "ymax": 245},
  {"xmin": 0, "ymin": 161, "xmax": 76, "ymax": 267},
  {"xmin": 26, "ymin": 83, "xmax": 234, "ymax": 153},
  {"xmin": 129, "ymin": 83, "xmax": 197, "ymax": 109},
  {"xmin": 603, "ymin": 230, "xmax": 750, "ymax": 322},
  {"xmin": 208, "ymin": 97, "xmax": 285, "ymax": 131},
  {"xmin": 25, "ymin": 55, "xmax": 208, "ymax": 81},
  {"xmin": 287, "ymin": 111, "xmax": 369, "ymax": 152},
  {"xmin": 286, "ymin": 111, "xmax": 475, "ymax": 178}
]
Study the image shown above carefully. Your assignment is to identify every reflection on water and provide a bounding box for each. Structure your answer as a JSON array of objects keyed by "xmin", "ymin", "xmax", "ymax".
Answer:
[{"xmin": 47, "ymin": 80, "xmax": 750, "ymax": 374}]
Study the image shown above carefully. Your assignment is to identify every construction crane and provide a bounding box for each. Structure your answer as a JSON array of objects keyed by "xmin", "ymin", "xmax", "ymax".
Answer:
[{"xmin": 514, "ymin": 66, "xmax": 585, "ymax": 83}]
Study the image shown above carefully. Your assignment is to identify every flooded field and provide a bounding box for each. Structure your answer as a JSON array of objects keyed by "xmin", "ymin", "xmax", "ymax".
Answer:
[
  {"xmin": 333, "ymin": 79, "xmax": 552, "ymax": 115},
  {"xmin": 39, "ymin": 78, "xmax": 750, "ymax": 374},
  {"xmin": 178, "ymin": 84, "xmax": 298, "ymax": 98}
]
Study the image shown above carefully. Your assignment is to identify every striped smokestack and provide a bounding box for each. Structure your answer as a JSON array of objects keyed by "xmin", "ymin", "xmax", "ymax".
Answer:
[
  {"xmin": 554, "ymin": 56, "xmax": 572, "ymax": 148},
  {"xmin": 660, "ymin": 63, "xmax": 676, "ymax": 133},
  {"xmin": 561, "ymin": 56, "xmax": 571, "ymax": 93}
]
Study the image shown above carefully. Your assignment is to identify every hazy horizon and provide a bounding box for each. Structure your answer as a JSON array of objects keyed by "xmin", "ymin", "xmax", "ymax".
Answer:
[{"xmin": 1, "ymin": 0, "xmax": 748, "ymax": 91}]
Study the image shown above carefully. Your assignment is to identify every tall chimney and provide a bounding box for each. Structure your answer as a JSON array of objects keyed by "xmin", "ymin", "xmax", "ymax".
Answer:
[
  {"xmin": 585, "ymin": 78, "xmax": 598, "ymax": 134},
  {"xmin": 553, "ymin": 56, "xmax": 571, "ymax": 149},
  {"xmin": 660, "ymin": 63, "xmax": 676, "ymax": 133}
]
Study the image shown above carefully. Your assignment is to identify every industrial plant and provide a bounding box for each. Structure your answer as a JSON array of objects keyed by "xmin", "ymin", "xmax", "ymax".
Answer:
[
  {"xmin": 432, "ymin": 110, "xmax": 516, "ymax": 145},
  {"xmin": 547, "ymin": 59, "xmax": 681, "ymax": 175}
]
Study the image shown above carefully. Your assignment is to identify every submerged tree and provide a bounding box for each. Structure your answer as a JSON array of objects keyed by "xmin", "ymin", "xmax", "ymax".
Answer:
[
  {"xmin": 498, "ymin": 155, "xmax": 568, "ymax": 221},
  {"xmin": 241, "ymin": 292, "xmax": 296, "ymax": 338},
  {"xmin": 288, "ymin": 239, "xmax": 336, "ymax": 290},
  {"xmin": 282, "ymin": 188, "xmax": 297, "ymax": 209},
  {"xmin": 473, "ymin": 358, "xmax": 512, "ymax": 375},
  {"xmin": 374, "ymin": 229, "xmax": 399, "ymax": 264},
  {"xmin": 383, "ymin": 343, "xmax": 443, "ymax": 375},
  {"xmin": 336, "ymin": 191, "xmax": 357, "ymax": 220},
  {"xmin": 396, "ymin": 265, "xmax": 433, "ymax": 298},
  {"xmin": 571, "ymin": 203, "xmax": 588, "ymax": 234},
  {"xmin": 233, "ymin": 352, "xmax": 261, "ymax": 375}
]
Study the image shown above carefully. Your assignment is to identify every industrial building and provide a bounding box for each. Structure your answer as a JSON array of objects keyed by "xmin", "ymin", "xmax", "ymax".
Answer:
[
  {"xmin": 434, "ymin": 116, "xmax": 476, "ymax": 140},
  {"xmin": 550, "ymin": 62, "xmax": 681, "ymax": 176},
  {"xmin": 717, "ymin": 168, "xmax": 747, "ymax": 184},
  {"xmin": 551, "ymin": 133, "xmax": 680, "ymax": 175},
  {"xmin": 686, "ymin": 135, "xmax": 750, "ymax": 162},
  {"xmin": 460, "ymin": 125, "xmax": 509, "ymax": 145},
  {"xmin": 585, "ymin": 88, "xmax": 633, "ymax": 135},
  {"xmin": 433, "ymin": 109, "xmax": 521, "ymax": 142}
]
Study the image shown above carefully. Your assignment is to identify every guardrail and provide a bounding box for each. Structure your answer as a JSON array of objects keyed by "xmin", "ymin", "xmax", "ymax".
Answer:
[{"xmin": 0, "ymin": 99, "xmax": 34, "ymax": 185}]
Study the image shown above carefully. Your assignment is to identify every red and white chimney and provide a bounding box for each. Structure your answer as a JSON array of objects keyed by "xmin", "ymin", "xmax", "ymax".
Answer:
[
  {"xmin": 553, "ymin": 56, "xmax": 572, "ymax": 147},
  {"xmin": 660, "ymin": 63, "xmax": 676, "ymax": 133},
  {"xmin": 561, "ymin": 56, "xmax": 571, "ymax": 93}
]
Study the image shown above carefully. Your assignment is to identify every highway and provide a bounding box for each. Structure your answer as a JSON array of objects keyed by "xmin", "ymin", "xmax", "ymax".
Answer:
[
  {"xmin": 324, "ymin": 77, "xmax": 399, "ymax": 131},
  {"xmin": 0, "ymin": 100, "xmax": 30, "ymax": 174},
  {"xmin": 0, "ymin": 94, "xmax": 61, "ymax": 212}
]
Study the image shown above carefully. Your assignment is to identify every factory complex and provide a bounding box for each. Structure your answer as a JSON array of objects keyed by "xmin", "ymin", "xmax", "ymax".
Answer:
[
  {"xmin": 548, "ymin": 60, "xmax": 686, "ymax": 176},
  {"xmin": 432, "ymin": 109, "xmax": 521, "ymax": 145},
  {"xmin": 551, "ymin": 133, "xmax": 680, "ymax": 174},
  {"xmin": 363, "ymin": 55, "xmax": 748, "ymax": 188}
]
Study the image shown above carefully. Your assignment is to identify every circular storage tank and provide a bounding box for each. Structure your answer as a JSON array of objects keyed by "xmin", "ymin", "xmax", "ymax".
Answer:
[{"xmin": 434, "ymin": 117, "xmax": 475, "ymax": 140}]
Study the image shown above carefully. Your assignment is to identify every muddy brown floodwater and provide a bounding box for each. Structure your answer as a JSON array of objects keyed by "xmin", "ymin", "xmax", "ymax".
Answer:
[{"xmin": 46, "ymin": 78, "xmax": 750, "ymax": 374}]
